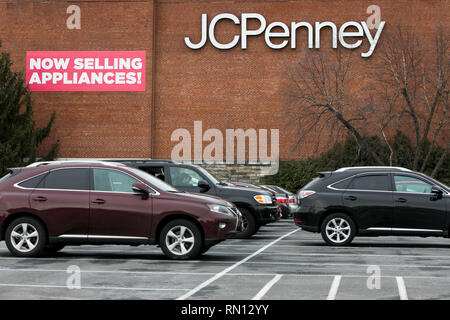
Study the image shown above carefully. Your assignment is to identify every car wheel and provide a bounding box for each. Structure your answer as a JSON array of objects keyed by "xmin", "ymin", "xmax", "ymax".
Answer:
[
  {"xmin": 201, "ymin": 246, "xmax": 211, "ymax": 254},
  {"xmin": 44, "ymin": 244, "xmax": 66, "ymax": 253},
  {"xmin": 159, "ymin": 219, "xmax": 202, "ymax": 260},
  {"xmin": 5, "ymin": 217, "xmax": 47, "ymax": 257},
  {"xmin": 321, "ymin": 213, "xmax": 356, "ymax": 246},
  {"xmin": 234, "ymin": 208, "xmax": 257, "ymax": 239}
]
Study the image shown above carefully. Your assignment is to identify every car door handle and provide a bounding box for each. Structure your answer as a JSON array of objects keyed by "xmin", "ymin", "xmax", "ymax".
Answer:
[
  {"xmin": 92, "ymin": 199, "xmax": 106, "ymax": 204},
  {"xmin": 344, "ymin": 195, "xmax": 357, "ymax": 201},
  {"xmin": 395, "ymin": 198, "xmax": 407, "ymax": 203},
  {"xmin": 32, "ymin": 196, "xmax": 47, "ymax": 202}
]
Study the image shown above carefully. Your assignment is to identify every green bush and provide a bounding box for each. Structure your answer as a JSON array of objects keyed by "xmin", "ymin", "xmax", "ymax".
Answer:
[
  {"xmin": 263, "ymin": 132, "xmax": 449, "ymax": 192},
  {"xmin": 0, "ymin": 41, "xmax": 58, "ymax": 175}
]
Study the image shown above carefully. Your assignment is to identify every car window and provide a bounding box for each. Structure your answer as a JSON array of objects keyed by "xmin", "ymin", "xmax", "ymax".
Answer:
[
  {"xmin": 394, "ymin": 175, "xmax": 432, "ymax": 194},
  {"xmin": 125, "ymin": 167, "xmax": 177, "ymax": 192},
  {"xmin": 348, "ymin": 174, "xmax": 390, "ymax": 191},
  {"xmin": 169, "ymin": 167, "xmax": 203, "ymax": 187},
  {"xmin": 18, "ymin": 173, "xmax": 47, "ymax": 189},
  {"xmin": 197, "ymin": 167, "xmax": 220, "ymax": 184},
  {"xmin": 331, "ymin": 178, "xmax": 352, "ymax": 190},
  {"xmin": 138, "ymin": 166, "xmax": 166, "ymax": 181},
  {"xmin": 93, "ymin": 168, "xmax": 140, "ymax": 193},
  {"xmin": 42, "ymin": 168, "xmax": 89, "ymax": 190}
]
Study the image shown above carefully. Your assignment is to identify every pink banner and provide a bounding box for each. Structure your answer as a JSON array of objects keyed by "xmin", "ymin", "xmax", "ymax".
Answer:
[{"xmin": 26, "ymin": 51, "xmax": 146, "ymax": 91}]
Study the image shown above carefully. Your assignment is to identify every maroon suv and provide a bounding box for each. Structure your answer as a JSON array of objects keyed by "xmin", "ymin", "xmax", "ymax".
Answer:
[{"xmin": 0, "ymin": 161, "xmax": 242, "ymax": 259}]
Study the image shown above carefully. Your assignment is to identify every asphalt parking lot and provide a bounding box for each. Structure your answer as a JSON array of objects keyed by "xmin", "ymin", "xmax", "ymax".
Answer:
[{"xmin": 0, "ymin": 220, "xmax": 449, "ymax": 300}]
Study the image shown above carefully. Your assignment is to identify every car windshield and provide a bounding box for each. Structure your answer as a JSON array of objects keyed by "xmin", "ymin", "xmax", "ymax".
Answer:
[
  {"xmin": 126, "ymin": 167, "xmax": 179, "ymax": 192},
  {"xmin": 0, "ymin": 172, "xmax": 13, "ymax": 183},
  {"xmin": 268, "ymin": 185, "xmax": 291, "ymax": 194},
  {"xmin": 197, "ymin": 167, "xmax": 221, "ymax": 185},
  {"xmin": 0, "ymin": 170, "xmax": 19, "ymax": 184}
]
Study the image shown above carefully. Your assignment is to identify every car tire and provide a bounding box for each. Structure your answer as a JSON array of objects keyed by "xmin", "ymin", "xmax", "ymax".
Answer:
[
  {"xmin": 159, "ymin": 219, "xmax": 202, "ymax": 260},
  {"xmin": 5, "ymin": 217, "xmax": 47, "ymax": 257},
  {"xmin": 321, "ymin": 213, "xmax": 356, "ymax": 246},
  {"xmin": 201, "ymin": 246, "xmax": 211, "ymax": 254},
  {"xmin": 44, "ymin": 244, "xmax": 66, "ymax": 253},
  {"xmin": 234, "ymin": 207, "xmax": 257, "ymax": 239}
]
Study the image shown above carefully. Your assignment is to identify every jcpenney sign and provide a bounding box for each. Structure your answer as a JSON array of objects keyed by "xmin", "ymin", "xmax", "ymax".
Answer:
[{"xmin": 185, "ymin": 13, "xmax": 386, "ymax": 57}]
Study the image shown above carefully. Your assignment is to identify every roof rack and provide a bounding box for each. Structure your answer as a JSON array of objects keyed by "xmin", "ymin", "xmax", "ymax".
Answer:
[
  {"xmin": 104, "ymin": 159, "xmax": 176, "ymax": 164},
  {"xmin": 26, "ymin": 160, "xmax": 125, "ymax": 168},
  {"xmin": 335, "ymin": 166, "xmax": 412, "ymax": 172}
]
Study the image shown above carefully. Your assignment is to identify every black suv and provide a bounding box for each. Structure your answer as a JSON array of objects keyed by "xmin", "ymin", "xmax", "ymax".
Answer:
[
  {"xmin": 107, "ymin": 160, "xmax": 280, "ymax": 238},
  {"xmin": 295, "ymin": 166, "xmax": 449, "ymax": 246}
]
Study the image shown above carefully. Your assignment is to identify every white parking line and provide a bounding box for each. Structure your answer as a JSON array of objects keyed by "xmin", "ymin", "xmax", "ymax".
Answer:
[
  {"xmin": 327, "ymin": 276, "xmax": 342, "ymax": 300},
  {"xmin": 0, "ymin": 256, "xmax": 202, "ymax": 263},
  {"xmin": 240, "ymin": 261, "xmax": 450, "ymax": 269},
  {"xmin": 252, "ymin": 275, "xmax": 283, "ymax": 300},
  {"xmin": 396, "ymin": 277, "xmax": 408, "ymax": 300},
  {"xmin": 176, "ymin": 228, "xmax": 300, "ymax": 300},
  {"xmin": 0, "ymin": 283, "xmax": 189, "ymax": 291},
  {"xmin": 0, "ymin": 256, "xmax": 448, "ymax": 270},
  {"xmin": 57, "ymin": 248, "xmax": 450, "ymax": 260},
  {"xmin": 0, "ymin": 268, "xmax": 448, "ymax": 281}
]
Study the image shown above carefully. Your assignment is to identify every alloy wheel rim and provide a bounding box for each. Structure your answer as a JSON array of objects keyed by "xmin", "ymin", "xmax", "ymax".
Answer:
[
  {"xmin": 165, "ymin": 226, "xmax": 195, "ymax": 256},
  {"xmin": 325, "ymin": 218, "xmax": 351, "ymax": 243},
  {"xmin": 10, "ymin": 223, "xmax": 39, "ymax": 253}
]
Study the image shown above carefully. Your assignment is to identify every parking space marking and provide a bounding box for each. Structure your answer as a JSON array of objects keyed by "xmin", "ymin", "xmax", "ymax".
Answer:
[
  {"xmin": 58, "ymin": 248, "xmax": 450, "ymax": 260},
  {"xmin": 177, "ymin": 228, "xmax": 300, "ymax": 300},
  {"xmin": 208, "ymin": 251, "xmax": 450, "ymax": 259},
  {"xmin": 0, "ymin": 268, "xmax": 449, "ymax": 282},
  {"xmin": 0, "ymin": 256, "xmax": 206, "ymax": 263},
  {"xmin": 241, "ymin": 261, "xmax": 450, "ymax": 269},
  {"xmin": 0, "ymin": 283, "xmax": 189, "ymax": 291},
  {"xmin": 0, "ymin": 268, "xmax": 215, "ymax": 276},
  {"xmin": 0, "ymin": 258, "xmax": 448, "ymax": 270},
  {"xmin": 396, "ymin": 277, "xmax": 408, "ymax": 300},
  {"xmin": 327, "ymin": 276, "xmax": 341, "ymax": 300},
  {"xmin": 252, "ymin": 275, "xmax": 283, "ymax": 300}
]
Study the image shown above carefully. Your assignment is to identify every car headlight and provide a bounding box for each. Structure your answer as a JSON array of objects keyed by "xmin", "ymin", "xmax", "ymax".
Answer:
[
  {"xmin": 207, "ymin": 204, "xmax": 234, "ymax": 216},
  {"xmin": 254, "ymin": 194, "xmax": 272, "ymax": 204}
]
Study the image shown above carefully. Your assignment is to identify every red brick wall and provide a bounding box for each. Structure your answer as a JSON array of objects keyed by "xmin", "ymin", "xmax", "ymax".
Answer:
[
  {"xmin": 0, "ymin": 0, "xmax": 447, "ymax": 160},
  {"xmin": 0, "ymin": 0, "xmax": 155, "ymax": 158}
]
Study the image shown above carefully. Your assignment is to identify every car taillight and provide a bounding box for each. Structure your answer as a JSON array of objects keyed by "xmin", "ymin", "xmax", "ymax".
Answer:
[
  {"xmin": 276, "ymin": 197, "xmax": 288, "ymax": 203},
  {"xmin": 299, "ymin": 190, "xmax": 316, "ymax": 199}
]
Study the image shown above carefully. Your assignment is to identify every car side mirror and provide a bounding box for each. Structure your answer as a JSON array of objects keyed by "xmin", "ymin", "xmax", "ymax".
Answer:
[
  {"xmin": 431, "ymin": 186, "xmax": 443, "ymax": 200},
  {"xmin": 198, "ymin": 180, "xmax": 210, "ymax": 192},
  {"xmin": 132, "ymin": 182, "xmax": 149, "ymax": 199}
]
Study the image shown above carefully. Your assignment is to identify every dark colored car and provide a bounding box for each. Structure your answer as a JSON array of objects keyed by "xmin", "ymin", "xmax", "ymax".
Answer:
[
  {"xmin": 0, "ymin": 161, "xmax": 242, "ymax": 259},
  {"xmin": 108, "ymin": 160, "xmax": 280, "ymax": 238},
  {"xmin": 261, "ymin": 185, "xmax": 298, "ymax": 219},
  {"xmin": 295, "ymin": 166, "xmax": 450, "ymax": 246}
]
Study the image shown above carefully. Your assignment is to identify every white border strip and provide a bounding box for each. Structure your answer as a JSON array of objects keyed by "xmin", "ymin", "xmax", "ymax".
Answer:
[
  {"xmin": 252, "ymin": 275, "xmax": 283, "ymax": 300},
  {"xmin": 177, "ymin": 228, "xmax": 299, "ymax": 300}
]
